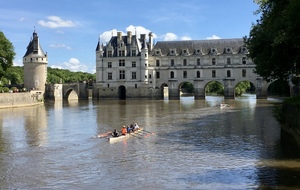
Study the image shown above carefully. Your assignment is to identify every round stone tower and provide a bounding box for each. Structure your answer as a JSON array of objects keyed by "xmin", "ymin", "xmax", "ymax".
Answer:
[{"xmin": 23, "ymin": 30, "xmax": 48, "ymax": 93}]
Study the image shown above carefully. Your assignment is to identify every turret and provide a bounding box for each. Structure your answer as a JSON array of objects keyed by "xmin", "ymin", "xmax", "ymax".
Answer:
[{"xmin": 23, "ymin": 30, "xmax": 47, "ymax": 93}]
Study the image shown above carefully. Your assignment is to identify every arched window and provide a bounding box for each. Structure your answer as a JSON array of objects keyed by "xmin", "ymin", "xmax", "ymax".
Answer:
[
  {"xmin": 227, "ymin": 70, "xmax": 231, "ymax": 77},
  {"xmin": 242, "ymin": 69, "xmax": 246, "ymax": 77},
  {"xmin": 170, "ymin": 71, "xmax": 174, "ymax": 78},
  {"xmin": 212, "ymin": 70, "xmax": 216, "ymax": 78},
  {"xmin": 196, "ymin": 71, "xmax": 201, "ymax": 78},
  {"xmin": 183, "ymin": 71, "xmax": 187, "ymax": 78}
]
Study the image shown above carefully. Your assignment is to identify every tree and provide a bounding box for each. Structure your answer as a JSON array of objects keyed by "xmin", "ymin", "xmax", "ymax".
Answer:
[
  {"xmin": 0, "ymin": 31, "xmax": 15, "ymax": 79},
  {"xmin": 245, "ymin": 0, "xmax": 300, "ymax": 82}
]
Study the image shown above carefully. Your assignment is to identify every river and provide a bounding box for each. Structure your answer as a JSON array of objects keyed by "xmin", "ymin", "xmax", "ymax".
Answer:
[{"xmin": 0, "ymin": 96, "xmax": 300, "ymax": 190}]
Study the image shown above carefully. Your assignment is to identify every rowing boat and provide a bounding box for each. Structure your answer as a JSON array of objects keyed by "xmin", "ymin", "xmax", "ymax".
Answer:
[{"xmin": 108, "ymin": 128, "xmax": 143, "ymax": 143}]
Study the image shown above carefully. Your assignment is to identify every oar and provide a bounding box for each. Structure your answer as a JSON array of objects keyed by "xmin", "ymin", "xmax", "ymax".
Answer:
[
  {"xmin": 129, "ymin": 133, "xmax": 142, "ymax": 139},
  {"xmin": 97, "ymin": 131, "xmax": 112, "ymax": 138},
  {"xmin": 140, "ymin": 130, "xmax": 155, "ymax": 135}
]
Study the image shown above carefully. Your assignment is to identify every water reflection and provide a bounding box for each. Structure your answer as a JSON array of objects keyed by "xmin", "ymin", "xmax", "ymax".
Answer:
[{"xmin": 0, "ymin": 95, "xmax": 299, "ymax": 189}]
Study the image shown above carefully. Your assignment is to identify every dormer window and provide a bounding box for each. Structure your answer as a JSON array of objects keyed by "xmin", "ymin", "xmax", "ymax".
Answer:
[
  {"xmin": 155, "ymin": 49, "xmax": 161, "ymax": 56},
  {"xmin": 195, "ymin": 48, "xmax": 202, "ymax": 55},
  {"xmin": 182, "ymin": 48, "xmax": 189, "ymax": 56},
  {"xmin": 169, "ymin": 48, "xmax": 176, "ymax": 56},
  {"xmin": 225, "ymin": 47, "xmax": 232, "ymax": 54},
  {"xmin": 240, "ymin": 46, "xmax": 248, "ymax": 54},
  {"xmin": 211, "ymin": 48, "xmax": 218, "ymax": 54}
]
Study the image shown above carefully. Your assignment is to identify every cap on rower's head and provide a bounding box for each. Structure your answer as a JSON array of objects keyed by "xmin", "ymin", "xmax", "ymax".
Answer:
[{"xmin": 123, "ymin": 125, "xmax": 126, "ymax": 128}]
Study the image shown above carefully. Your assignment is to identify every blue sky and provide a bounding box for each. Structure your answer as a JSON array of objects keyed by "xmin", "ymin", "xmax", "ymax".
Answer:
[{"xmin": 1, "ymin": 0, "xmax": 259, "ymax": 74}]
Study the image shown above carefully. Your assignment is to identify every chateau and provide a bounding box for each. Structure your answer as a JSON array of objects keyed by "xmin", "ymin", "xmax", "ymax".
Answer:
[{"xmin": 94, "ymin": 31, "xmax": 263, "ymax": 100}]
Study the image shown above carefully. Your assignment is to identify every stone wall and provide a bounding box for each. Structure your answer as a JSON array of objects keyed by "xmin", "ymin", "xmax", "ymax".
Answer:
[{"xmin": 0, "ymin": 91, "xmax": 43, "ymax": 109}]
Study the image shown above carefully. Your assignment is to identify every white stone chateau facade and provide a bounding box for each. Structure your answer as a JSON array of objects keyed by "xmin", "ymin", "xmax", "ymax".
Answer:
[{"xmin": 94, "ymin": 31, "xmax": 267, "ymax": 100}]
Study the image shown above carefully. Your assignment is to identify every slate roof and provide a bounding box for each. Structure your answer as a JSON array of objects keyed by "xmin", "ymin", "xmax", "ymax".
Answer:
[
  {"xmin": 98, "ymin": 34, "xmax": 149, "ymax": 57},
  {"xmin": 151, "ymin": 38, "xmax": 246, "ymax": 55},
  {"xmin": 23, "ymin": 32, "xmax": 47, "ymax": 58}
]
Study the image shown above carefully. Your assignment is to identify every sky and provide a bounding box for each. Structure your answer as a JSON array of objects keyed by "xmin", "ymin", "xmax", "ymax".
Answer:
[{"xmin": 1, "ymin": 0, "xmax": 259, "ymax": 74}]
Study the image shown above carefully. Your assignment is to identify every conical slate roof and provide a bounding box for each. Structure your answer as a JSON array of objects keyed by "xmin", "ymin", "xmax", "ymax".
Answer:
[{"xmin": 23, "ymin": 31, "xmax": 46, "ymax": 58}]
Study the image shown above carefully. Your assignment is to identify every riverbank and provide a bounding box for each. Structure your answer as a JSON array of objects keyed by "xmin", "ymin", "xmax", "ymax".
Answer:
[
  {"xmin": 277, "ymin": 96, "xmax": 300, "ymax": 145},
  {"xmin": 0, "ymin": 91, "xmax": 44, "ymax": 109}
]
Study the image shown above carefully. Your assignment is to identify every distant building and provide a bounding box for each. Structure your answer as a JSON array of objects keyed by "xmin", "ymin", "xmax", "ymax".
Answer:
[
  {"xmin": 94, "ymin": 31, "xmax": 259, "ymax": 99},
  {"xmin": 23, "ymin": 30, "xmax": 48, "ymax": 93}
]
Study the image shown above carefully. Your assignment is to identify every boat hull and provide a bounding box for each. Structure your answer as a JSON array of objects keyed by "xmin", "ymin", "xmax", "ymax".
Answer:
[{"xmin": 108, "ymin": 128, "xmax": 143, "ymax": 143}]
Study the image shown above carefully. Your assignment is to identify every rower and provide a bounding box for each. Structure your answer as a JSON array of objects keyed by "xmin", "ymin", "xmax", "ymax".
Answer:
[
  {"xmin": 121, "ymin": 125, "xmax": 127, "ymax": 135},
  {"xmin": 134, "ymin": 123, "xmax": 140, "ymax": 131},
  {"xmin": 111, "ymin": 129, "xmax": 119, "ymax": 137}
]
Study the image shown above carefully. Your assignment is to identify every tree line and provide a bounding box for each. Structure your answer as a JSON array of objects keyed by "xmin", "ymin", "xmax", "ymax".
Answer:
[{"xmin": 0, "ymin": 66, "xmax": 96, "ymax": 92}]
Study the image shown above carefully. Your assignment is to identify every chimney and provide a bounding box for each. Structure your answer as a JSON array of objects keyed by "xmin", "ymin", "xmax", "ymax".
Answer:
[
  {"xmin": 127, "ymin": 31, "xmax": 132, "ymax": 44},
  {"xmin": 117, "ymin": 32, "xmax": 122, "ymax": 45},
  {"xmin": 148, "ymin": 32, "xmax": 153, "ymax": 51}
]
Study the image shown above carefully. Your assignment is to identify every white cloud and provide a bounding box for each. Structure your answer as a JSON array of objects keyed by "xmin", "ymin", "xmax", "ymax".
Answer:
[
  {"xmin": 99, "ymin": 25, "xmax": 157, "ymax": 43},
  {"xmin": 38, "ymin": 16, "xmax": 76, "ymax": 29},
  {"xmin": 13, "ymin": 59, "xmax": 23, "ymax": 66},
  {"xmin": 50, "ymin": 65, "xmax": 63, "ymax": 69},
  {"xmin": 49, "ymin": 44, "xmax": 71, "ymax": 50},
  {"xmin": 163, "ymin": 33, "xmax": 177, "ymax": 41},
  {"xmin": 206, "ymin": 35, "xmax": 221, "ymax": 40},
  {"xmin": 19, "ymin": 17, "xmax": 25, "ymax": 22},
  {"xmin": 181, "ymin": 36, "xmax": 192, "ymax": 40},
  {"xmin": 63, "ymin": 58, "xmax": 88, "ymax": 72}
]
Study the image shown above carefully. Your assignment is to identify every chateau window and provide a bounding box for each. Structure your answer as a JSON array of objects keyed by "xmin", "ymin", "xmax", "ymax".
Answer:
[
  {"xmin": 171, "ymin": 59, "xmax": 175, "ymax": 66},
  {"xmin": 135, "ymin": 84, "xmax": 137, "ymax": 88},
  {"xmin": 183, "ymin": 71, "xmax": 187, "ymax": 78},
  {"xmin": 197, "ymin": 58, "xmax": 200, "ymax": 66},
  {"xmin": 242, "ymin": 69, "xmax": 246, "ymax": 77},
  {"xmin": 227, "ymin": 70, "xmax": 231, "ymax": 77},
  {"xmin": 145, "ymin": 53, "xmax": 147, "ymax": 57},
  {"xmin": 156, "ymin": 72, "xmax": 160, "ymax": 79},
  {"xmin": 183, "ymin": 59, "xmax": 187, "ymax": 66},
  {"xmin": 156, "ymin": 60, "xmax": 160, "ymax": 67},
  {"xmin": 119, "ymin": 70, "xmax": 125, "ymax": 79},
  {"xmin": 108, "ymin": 72, "xmax": 112, "ymax": 80},
  {"xmin": 170, "ymin": 71, "xmax": 175, "ymax": 79},
  {"xmin": 107, "ymin": 84, "xmax": 110, "ymax": 88},
  {"xmin": 118, "ymin": 50, "xmax": 125, "ymax": 57},
  {"xmin": 196, "ymin": 71, "xmax": 201, "ymax": 78},
  {"xmin": 108, "ymin": 62, "xmax": 112, "ymax": 68},
  {"xmin": 132, "ymin": 72, "xmax": 136, "ymax": 79},
  {"xmin": 242, "ymin": 57, "xmax": 247, "ymax": 64},
  {"xmin": 212, "ymin": 58, "xmax": 216, "ymax": 65},
  {"xmin": 212, "ymin": 70, "xmax": 216, "ymax": 78},
  {"xmin": 132, "ymin": 50, "xmax": 136, "ymax": 56},
  {"xmin": 132, "ymin": 61, "xmax": 136, "ymax": 67},
  {"xmin": 227, "ymin": 58, "xmax": 231, "ymax": 64},
  {"xmin": 108, "ymin": 51, "xmax": 112, "ymax": 57},
  {"xmin": 119, "ymin": 59, "xmax": 125, "ymax": 67},
  {"xmin": 149, "ymin": 74, "xmax": 152, "ymax": 79}
]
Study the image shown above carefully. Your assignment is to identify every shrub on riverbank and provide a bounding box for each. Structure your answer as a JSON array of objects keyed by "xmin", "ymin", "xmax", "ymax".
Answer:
[{"xmin": 274, "ymin": 95, "xmax": 300, "ymax": 145}]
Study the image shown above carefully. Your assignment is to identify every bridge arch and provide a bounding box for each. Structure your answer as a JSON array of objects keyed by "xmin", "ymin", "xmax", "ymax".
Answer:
[
  {"xmin": 234, "ymin": 80, "xmax": 256, "ymax": 97},
  {"xmin": 64, "ymin": 88, "xmax": 79, "ymax": 100},
  {"xmin": 204, "ymin": 80, "xmax": 224, "ymax": 97}
]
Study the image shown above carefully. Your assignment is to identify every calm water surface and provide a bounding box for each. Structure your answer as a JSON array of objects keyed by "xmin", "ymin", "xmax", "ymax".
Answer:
[{"xmin": 0, "ymin": 96, "xmax": 300, "ymax": 190}]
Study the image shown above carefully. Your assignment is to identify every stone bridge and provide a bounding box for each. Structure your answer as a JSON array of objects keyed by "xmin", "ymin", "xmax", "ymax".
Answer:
[{"xmin": 45, "ymin": 83, "xmax": 90, "ymax": 100}]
